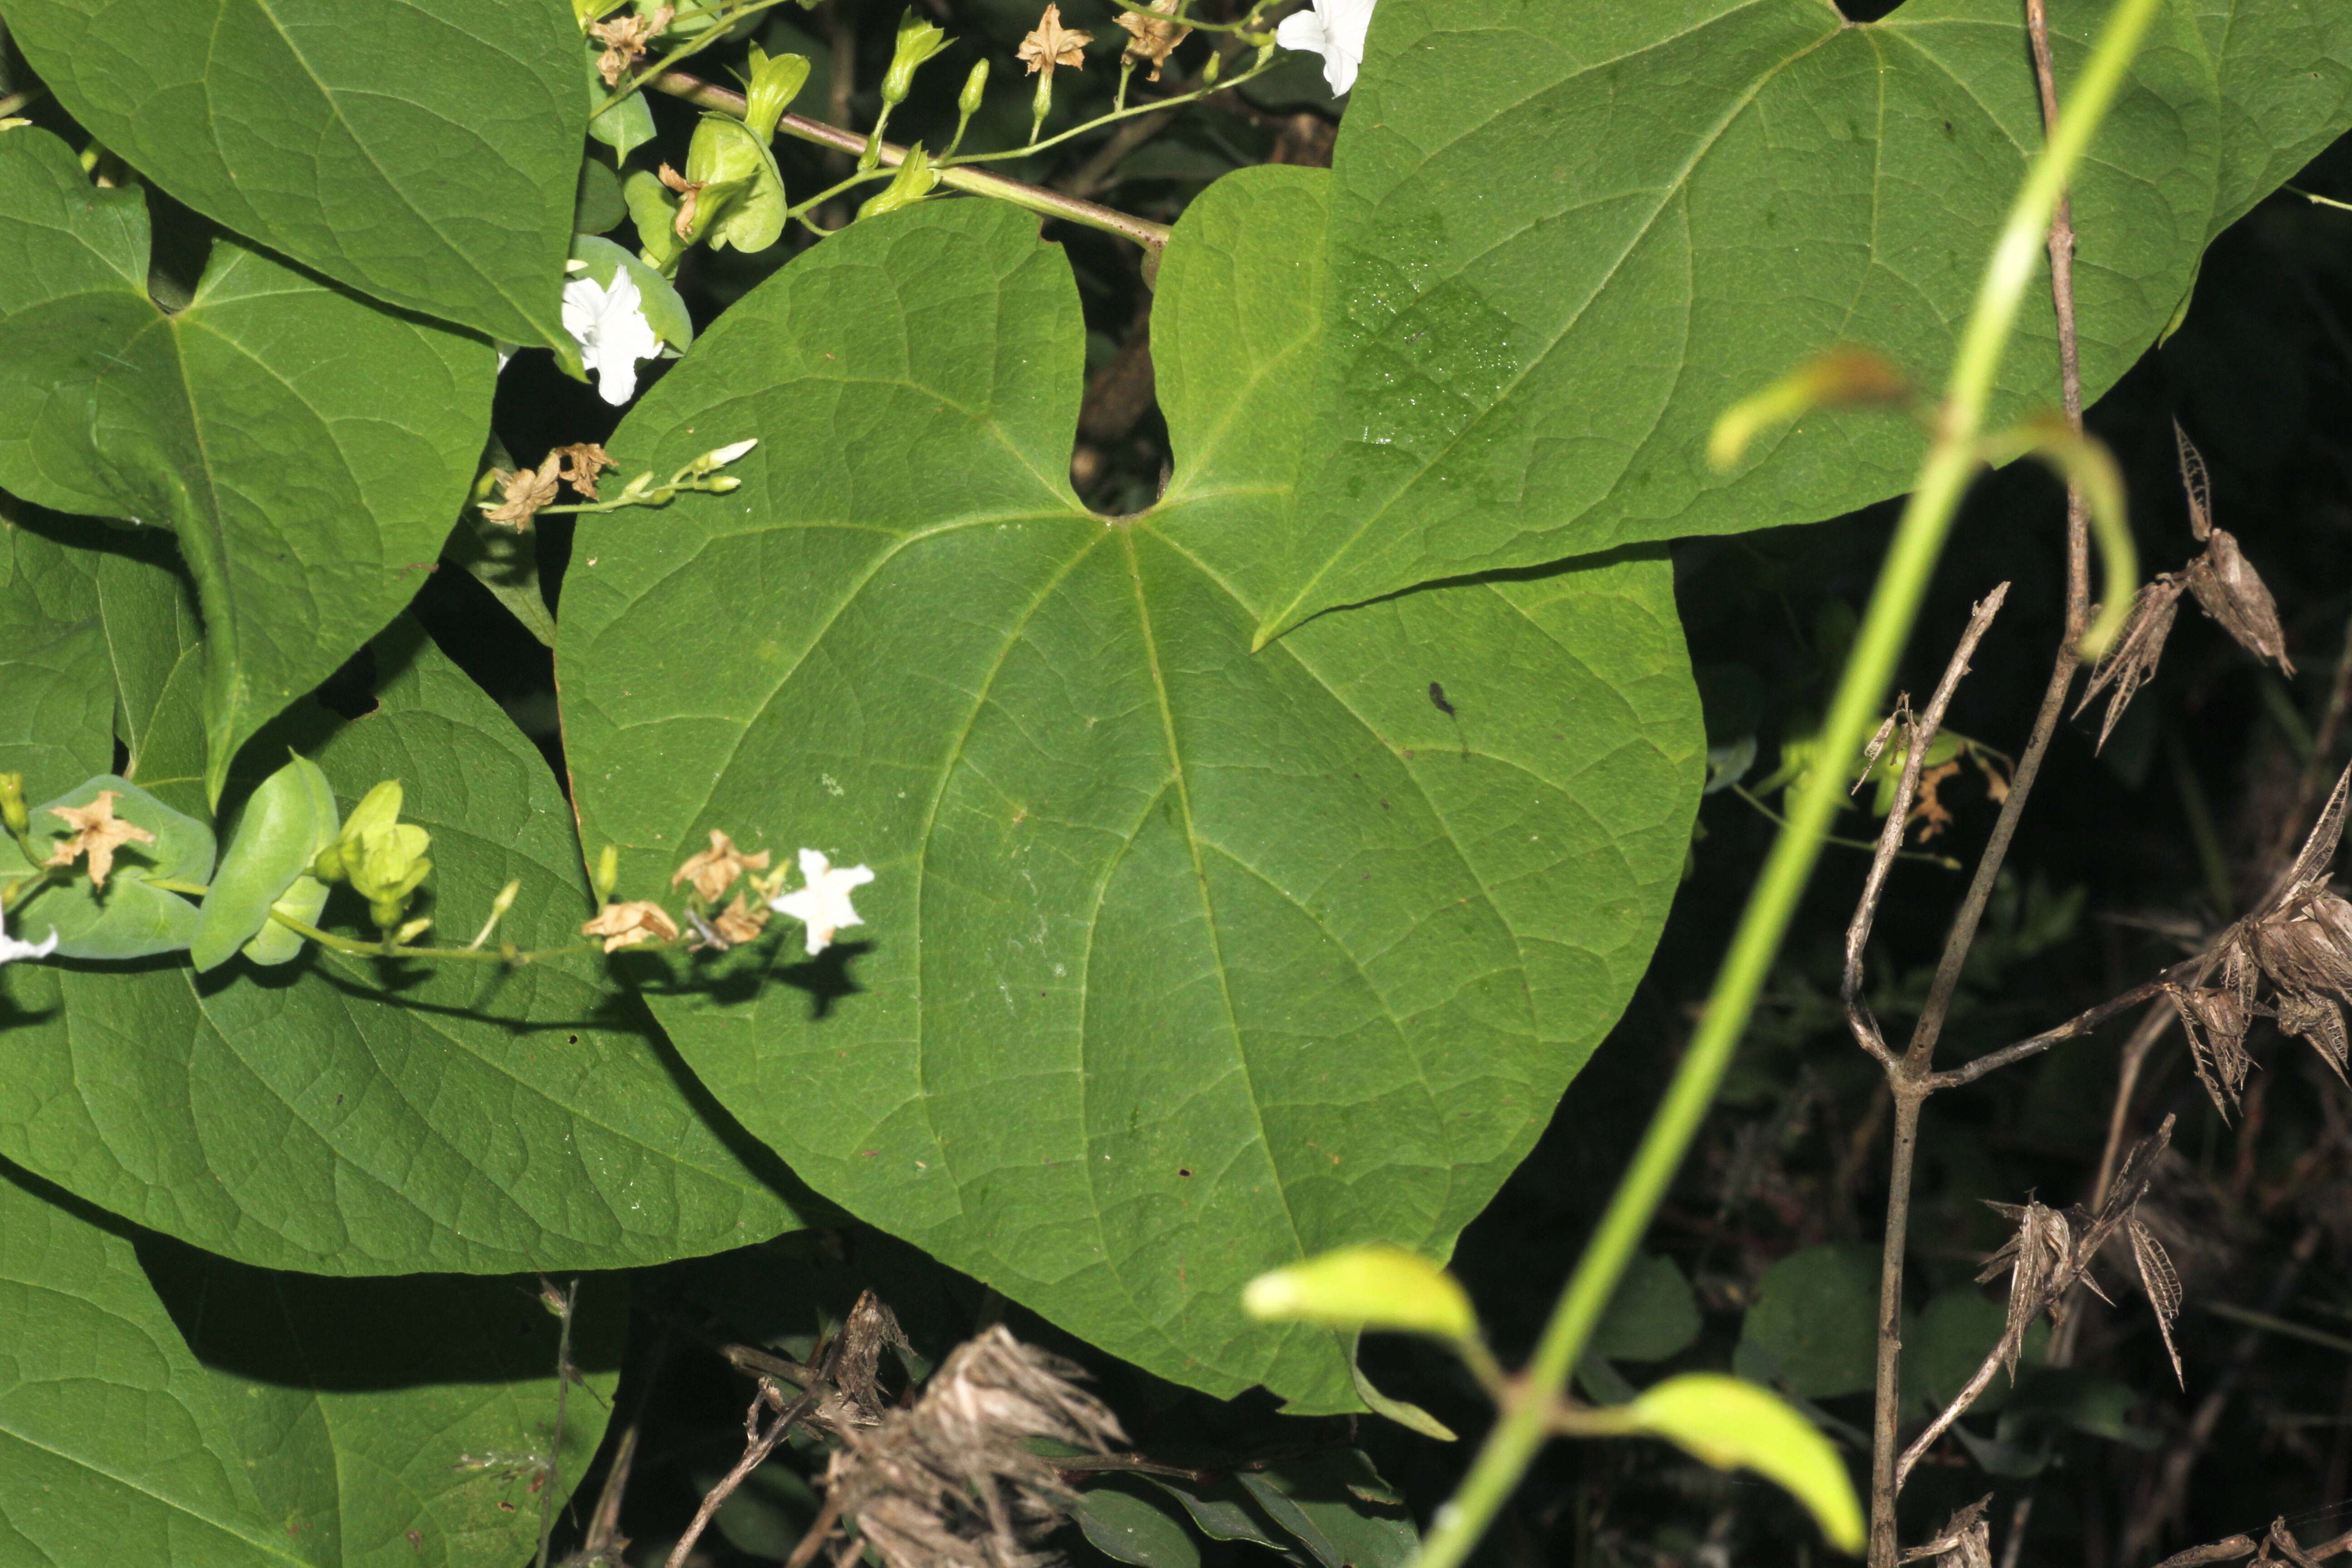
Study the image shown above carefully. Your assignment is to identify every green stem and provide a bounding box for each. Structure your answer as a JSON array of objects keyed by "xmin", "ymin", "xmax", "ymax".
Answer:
[
  {"xmin": 1403, "ymin": 2, "xmax": 2161, "ymax": 1563},
  {"xmin": 941, "ymin": 57, "xmax": 1275, "ymax": 169},
  {"xmin": 649, "ymin": 70, "xmax": 1175, "ymax": 249},
  {"xmin": 1728, "ymin": 784, "xmax": 1959, "ymax": 869},
  {"xmin": 144, "ymin": 877, "xmax": 210, "ymax": 897},
  {"xmin": 265, "ymin": 907, "xmax": 621, "ymax": 966}
]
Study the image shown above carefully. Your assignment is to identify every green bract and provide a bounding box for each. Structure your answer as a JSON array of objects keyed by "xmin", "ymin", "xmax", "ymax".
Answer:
[
  {"xmin": 684, "ymin": 112, "xmax": 789, "ymax": 252},
  {"xmin": 3, "ymin": 774, "xmax": 214, "ymax": 960},
  {"xmin": 560, "ymin": 173, "xmax": 1704, "ymax": 1411},
  {"xmin": 4, "ymin": 0, "xmax": 588, "ymax": 355},
  {"xmin": 0, "ymin": 128, "xmax": 494, "ymax": 804},
  {"xmin": 191, "ymin": 753, "xmax": 340, "ymax": 971}
]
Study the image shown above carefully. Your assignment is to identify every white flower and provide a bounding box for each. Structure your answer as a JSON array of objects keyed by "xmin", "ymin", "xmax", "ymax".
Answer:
[
  {"xmin": 0, "ymin": 913, "xmax": 57, "ymax": 966},
  {"xmin": 562, "ymin": 268, "xmax": 663, "ymax": 406},
  {"xmin": 1274, "ymin": 0, "xmax": 1374, "ymax": 96},
  {"xmin": 768, "ymin": 848, "xmax": 876, "ymax": 956},
  {"xmin": 708, "ymin": 438, "xmax": 759, "ymax": 466}
]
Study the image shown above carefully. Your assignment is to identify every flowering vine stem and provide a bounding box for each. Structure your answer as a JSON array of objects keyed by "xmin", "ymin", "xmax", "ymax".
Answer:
[
  {"xmin": 588, "ymin": 0, "xmax": 804, "ymax": 122},
  {"xmin": 1400, "ymin": 1, "xmax": 2163, "ymax": 1564},
  {"xmin": 649, "ymin": 69, "xmax": 1176, "ymax": 249},
  {"xmin": 938, "ymin": 53, "xmax": 1277, "ymax": 169}
]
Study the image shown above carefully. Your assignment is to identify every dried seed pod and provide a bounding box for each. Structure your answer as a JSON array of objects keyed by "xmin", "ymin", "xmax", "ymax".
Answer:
[
  {"xmin": 1979, "ymin": 1199, "xmax": 2072, "ymax": 1375},
  {"xmin": 2130, "ymin": 1216, "xmax": 2185, "ymax": 1387},
  {"xmin": 2171, "ymin": 985, "xmax": 2254, "ymax": 1117},
  {"xmin": 1901, "ymin": 1494, "xmax": 1993, "ymax": 1568},
  {"xmin": 2176, "ymin": 419, "xmax": 2214, "ymax": 543},
  {"xmin": 2185, "ymin": 527, "xmax": 2293, "ymax": 676},
  {"xmin": 2075, "ymin": 576, "xmax": 2183, "ymax": 751},
  {"xmin": 2249, "ymin": 910, "xmax": 2352, "ymax": 1000},
  {"xmin": 2273, "ymin": 990, "xmax": 2351, "ymax": 1083}
]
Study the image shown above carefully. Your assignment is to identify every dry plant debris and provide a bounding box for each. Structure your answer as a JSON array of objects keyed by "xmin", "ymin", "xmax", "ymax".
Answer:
[{"xmin": 1900, "ymin": 1494, "xmax": 1992, "ymax": 1568}]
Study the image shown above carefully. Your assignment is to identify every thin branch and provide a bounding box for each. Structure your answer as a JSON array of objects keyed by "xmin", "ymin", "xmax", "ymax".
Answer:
[
  {"xmin": 648, "ymin": 70, "xmax": 1176, "ymax": 250},
  {"xmin": 1924, "ymin": 968, "xmax": 2189, "ymax": 1089},
  {"xmin": 665, "ymin": 1380, "xmax": 808, "ymax": 1568},
  {"xmin": 536, "ymin": 1278, "xmax": 579, "ymax": 1568}
]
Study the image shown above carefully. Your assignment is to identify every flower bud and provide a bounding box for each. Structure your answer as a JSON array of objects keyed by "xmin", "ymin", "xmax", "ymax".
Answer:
[
  {"xmin": 958, "ymin": 58, "xmax": 990, "ymax": 118},
  {"xmin": 352, "ymin": 822, "xmax": 432, "ymax": 909},
  {"xmin": 394, "ymin": 916, "xmax": 434, "ymax": 946},
  {"xmin": 315, "ymin": 779, "xmax": 404, "ymax": 883},
  {"xmin": 858, "ymin": 145, "xmax": 942, "ymax": 220},
  {"xmin": 882, "ymin": 9, "xmax": 952, "ymax": 106},
  {"xmin": 744, "ymin": 45, "xmax": 812, "ymax": 142},
  {"xmin": 594, "ymin": 844, "xmax": 621, "ymax": 901},
  {"xmin": 1200, "ymin": 49, "xmax": 1220, "ymax": 85},
  {"xmin": 690, "ymin": 437, "xmax": 758, "ymax": 475},
  {"xmin": 0, "ymin": 773, "xmax": 26, "ymax": 839},
  {"xmin": 706, "ymin": 475, "xmax": 742, "ymax": 493}
]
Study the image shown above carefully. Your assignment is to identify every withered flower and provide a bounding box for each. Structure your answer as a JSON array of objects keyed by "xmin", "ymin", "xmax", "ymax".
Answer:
[
  {"xmin": 671, "ymin": 828, "xmax": 771, "ymax": 904},
  {"xmin": 2184, "ymin": 526, "xmax": 2293, "ymax": 676},
  {"xmin": 1900, "ymin": 1495, "xmax": 1992, "ymax": 1568},
  {"xmin": 45, "ymin": 791, "xmax": 157, "ymax": 890},
  {"xmin": 2074, "ymin": 575, "xmax": 2184, "ymax": 752},
  {"xmin": 483, "ymin": 453, "xmax": 563, "ymax": 531},
  {"xmin": 581, "ymin": 899, "xmax": 680, "ymax": 952},
  {"xmin": 823, "ymin": 1323, "xmax": 1125, "ymax": 1568},
  {"xmin": 590, "ymin": 5, "xmax": 674, "ymax": 88},
  {"xmin": 657, "ymin": 162, "xmax": 707, "ymax": 239},
  {"xmin": 1114, "ymin": 0, "xmax": 1191, "ymax": 80},
  {"xmin": 1978, "ymin": 1198, "xmax": 2072, "ymax": 1376},
  {"xmin": 713, "ymin": 893, "xmax": 769, "ymax": 946},
  {"xmin": 1908, "ymin": 759, "xmax": 1963, "ymax": 842},
  {"xmin": 1018, "ymin": 4, "xmax": 1094, "ymax": 78},
  {"xmin": 2170, "ymin": 983, "xmax": 2253, "ymax": 1116},
  {"xmin": 553, "ymin": 441, "xmax": 617, "ymax": 500}
]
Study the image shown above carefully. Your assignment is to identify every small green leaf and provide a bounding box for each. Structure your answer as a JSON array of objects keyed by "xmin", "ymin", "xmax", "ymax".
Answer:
[
  {"xmin": 1592, "ymin": 1253, "xmax": 1701, "ymax": 1364},
  {"xmin": 578, "ymin": 155, "xmax": 629, "ymax": 235},
  {"xmin": 685, "ymin": 113, "xmax": 788, "ymax": 253},
  {"xmin": 1073, "ymin": 1477, "xmax": 1205, "ymax": 1567},
  {"xmin": 1618, "ymin": 1374, "xmax": 1865, "ymax": 1553},
  {"xmin": 191, "ymin": 753, "xmax": 340, "ymax": 971},
  {"xmin": 588, "ymin": 43, "xmax": 660, "ymax": 161},
  {"xmin": 1243, "ymin": 1245, "xmax": 1476, "ymax": 1342},
  {"xmin": 1739, "ymin": 1243, "xmax": 1879, "ymax": 1400},
  {"xmin": 8, "ymin": 0, "xmax": 590, "ymax": 353},
  {"xmin": 3, "ymin": 774, "xmax": 214, "ymax": 960},
  {"xmin": 1235, "ymin": 1452, "xmax": 1419, "ymax": 1568}
]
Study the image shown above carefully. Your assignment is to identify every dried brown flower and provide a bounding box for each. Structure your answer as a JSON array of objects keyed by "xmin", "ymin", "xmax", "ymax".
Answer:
[
  {"xmin": 44, "ymin": 790, "xmax": 157, "ymax": 890},
  {"xmin": 2171, "ymin": 983, "xmax": 2254, "ymax": 1116},
  {"xmin": 671, "ymin": 829, "xmax": 771, "ymax": 904},
  {"xmin": 1978, "ymin": 1198, "xmax": 2072, "ymax": 1376},
  {"xmin": 581, "ymin": 899, "xmax": 680, "ymax": 952},
  {"xmin": 2075, "ymin": 575, "xmax": 2184, "ymax": 752},
  {"xmin": 590, "ymin": 5, "xmax": 674, "ymax": 88},
  {"xmin": 1114, "ymin": 0, "xmax": 1191, "ymax": 80},
  {"xmin": 2185, "ymin": 527, "xmax": 2293, "ymax": 676},
  {"xmin": 1018, "ymin": 4, "xmax": 1094, "ymax": 78},
  {"xmin": 483, "ymin": 453, "xmax": 562, "ymax": 531},
  {"xmin": 823, "ymin": 1323, "xmax": 1125, "ymax": 1568},
  {"xmin": 712, "ymin": 893, "xmax": 769, "ymax": 947},
  {"xmin": 1908, "ymin": 759, "xmax": 1963, "ymax": 841},
  {"xmin": 553, "ymin": 441, "xmax": 617, "ymax": 500},
  {"xmin": 657, "ymin": 162, "xmax": 707, "ymax": 239},
  {"xmin": 1901, "ymin": 1495, "xmax": 1992, "ymax": 1568}
]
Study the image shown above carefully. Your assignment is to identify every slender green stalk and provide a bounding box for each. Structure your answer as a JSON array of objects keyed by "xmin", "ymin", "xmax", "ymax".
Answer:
[
  {"xmin": 940, "ymin": 56, "xmax": 1275, "ymax": 168},
  {"xmin": 1402, "ymin": 3, "xmax": 2161, "ymax": 1563}
]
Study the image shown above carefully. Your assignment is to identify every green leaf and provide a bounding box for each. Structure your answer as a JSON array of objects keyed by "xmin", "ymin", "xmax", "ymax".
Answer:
[
  {"xmin": 578, "ymin": 155, "xmax": 630, "ymax": 237},
  {"xmin": 0, "ymin": 128, "xmax": 495, "ymax": 804},
  {"xmin": 1906, "ymin": 1285, "xmax": 2047, "ymax": 1416},
  {"xmin": 1144, "ymin": 1476, "xmax": 1290, "ymax": 1549},
  {"xmin": 6, "ymin": 0, "xmax": 588, "ymax": 354},
  {"xmin": 1616, "ymin": 1373, "xmax": 1865, "ymax": 1553},
  {"xmin": 2199, "ymin": 0, "xmax": 2352, "ymax": 233},
  {"xmin": 93, "ymin": 529, "xmax": 213, "ymax": 818},
  {"xmin": 0, "ymin": 623, "xmax": 811, "ymax": 1274},
  {"xmin": 1738, "ymin": 1243, "xmax": 1880, "ymax": 1400},
  {"xmin": 191, "ymin": 753, "xmax": 340, "ymax": 971},
  {"xmin": 1243, "ymin": 1244, "xmax": 1477, "ymax": 1341},
  {"xmin": 0, "ymin": 1159, "xmax": 620, "ymax": 1567},
  {"xmin": 588, "ymin": 41, "xmax": 661, "ymax": 162},
  {"xmin": 3, "ymin": 774, "xmax": 214, "ymax": 959},
  {"xmin": 558, "ymin": 172, "xmax": 1701, "ymax": 1411},
  {"xmin": 0, "ymin": 501, "xmax": 113, "ymax": 801},
  {"xmin": 1074, "ymin": 1477, "xmax": 1205, "ymax": 1568},
  {"xmin": 1234, "ymin": 1452, "xmax": 1419, "ymax": 1568},
  {"xmin": 1256, "ymin": 0, "xmax": 2244, "ymax": 638},
  {"xmin": 1592, "ymin": 1252, "xmax": 1701, "ymax": 1363}
]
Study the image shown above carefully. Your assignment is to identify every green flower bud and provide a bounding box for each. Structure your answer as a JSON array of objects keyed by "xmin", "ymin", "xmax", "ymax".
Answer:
[
  {"xmin": 0, "ymin": 772, "xmax": 26, "ymax": 839},
  {"xmin": 858, "ymin": 144, "xmax": 942, "ymax": 221},
  {"xmin": 594, "ymin": 844, "xmax": 621, "ymax": 901},
  {"xmin": 958, "ymin": 59, "xmax": 990, "ymax": 119},
  {"xmin": 351, "ymin": 822, "xmax": 433, "ymax": 907},
  {"xmin": 882, "ymin": 10, "xmax": 952, "ymax": 106},
  {"xmin": 394, "ymin": 915, "xmax": 434, "ymax": 946},
  {"xmin": 315, "ymin": 779, "xmax": 403, "ymax": 882},
  {"xmin": 744, "ymin": 44, "xmax": 811, "ymax": 142}
]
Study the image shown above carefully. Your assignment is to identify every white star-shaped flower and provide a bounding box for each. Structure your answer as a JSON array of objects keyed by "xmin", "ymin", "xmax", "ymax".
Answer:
[
  {"xmin": 1275, "ymin": 0, "xmax": 1375, "ymax": 96},
  {"xmin": 768, "ymin": 848, "xmax": 876, "ymax": 956},
  {"xmin": 0, "ymin": 912, "xmax": 57, "ymax": 966},
  {"xmin": 562, "ymin": 269, "xmax": 663, "ymax": 406}
]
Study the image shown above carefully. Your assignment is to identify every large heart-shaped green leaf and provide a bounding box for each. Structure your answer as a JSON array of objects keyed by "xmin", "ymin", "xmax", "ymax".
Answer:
[
  {"xmin": 1254, "ymin": 0, "xmax": 2237, "ymax": 638},
  {"xmin": 0, "ymin": 129, "xmax": 493, "ymax": 804},
  {"xmin": 558, "ymin": 178, "xmax": 1701, "ymax": 1411},
  {"xmin": 0, "ymin": 502, "xmax": 113, "ymax": 804},
  {"xmin": 0, "ymin": 623, "xmax": 809, "ymax": 1274},
  {"xmin": 3, "ymin": 0, "xmax": 587, "ymax": 354},
  {"xmin": 2200, "ymin": 0, "xmax": 2352, "ymax": 232},
  {"xmin": 0, "ymin": 1161, "xmax": 620, "ymax": 1566}
]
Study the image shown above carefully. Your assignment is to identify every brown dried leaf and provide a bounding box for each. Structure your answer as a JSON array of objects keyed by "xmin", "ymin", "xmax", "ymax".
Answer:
[
  {"xmin": 1900, "ymin": 1494, "xmax": 1993, "ymax": 1568},
  {"xmin": 2074, "ymin": 576, "xmax": 2183, "ymax": 752},
  {"xmin": 1907, "ymin": 760, "xmax": 1963, "ymax": 842},
  {"xmin": 2176, "ymin": 419, "xmax": 2213, "ymax": 543},
  {"xmin": 2276, "ymin": 764, "xmax": 2352, "ymax": 909},
  {"xmin": 2185, "ymin": 528, "xmax": 2293, "ymax": 676},
  {"xmin": 2130, "ymin": 1215, "xmax": 2185, "ymax": 1387}
]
